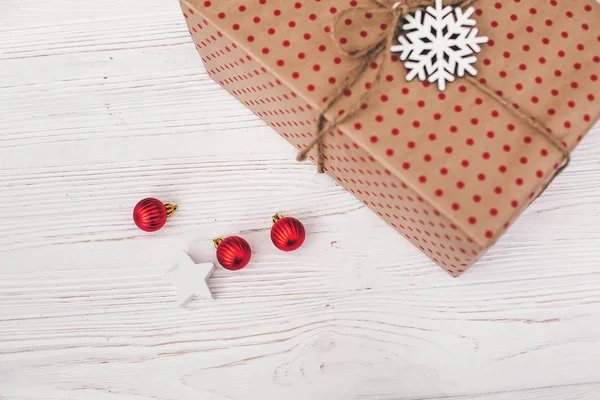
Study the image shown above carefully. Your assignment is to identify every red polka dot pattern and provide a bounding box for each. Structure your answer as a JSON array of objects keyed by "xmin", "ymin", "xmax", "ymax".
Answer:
[
  {"xmin": 181, "ymin": 0, "xmax": 600, "ymax": 276},
  {"xmin": 476, "ymin": 0, "xmax": 600, "ymax": 151}
]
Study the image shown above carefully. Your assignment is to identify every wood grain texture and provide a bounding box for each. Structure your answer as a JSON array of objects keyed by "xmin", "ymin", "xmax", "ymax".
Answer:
[{"xmin": 1, "ymin": 0, "xmax": 599, "ymax": 399}]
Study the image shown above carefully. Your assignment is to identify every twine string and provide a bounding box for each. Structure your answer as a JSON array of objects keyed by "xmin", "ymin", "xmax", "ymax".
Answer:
[{"xmin": 297, "ymin": 0, "xmax": 570, "ymax": 182}]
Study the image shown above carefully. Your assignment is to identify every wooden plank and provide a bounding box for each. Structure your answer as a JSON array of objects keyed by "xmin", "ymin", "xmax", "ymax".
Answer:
[{"xmin": 430, "ymin": 383, "xmax": 600, "ymax": 400}]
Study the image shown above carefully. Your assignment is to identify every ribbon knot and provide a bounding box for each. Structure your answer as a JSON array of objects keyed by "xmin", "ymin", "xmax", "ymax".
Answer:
[
  {"xmin": 297, "ymin": 0, "xmax": 467, "ymax": 171},
  {"xmin": 297, "ymin": 0, "xmax": 569, "ymax": 185},
  {"xmin": 331, "ymin": 0, "xmax": 468, "ymax": 58}
]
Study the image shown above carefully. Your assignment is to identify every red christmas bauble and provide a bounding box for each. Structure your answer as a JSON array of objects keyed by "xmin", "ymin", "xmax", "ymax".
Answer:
[
  {"xmin": 271, "ymin": 214, "xmax": 306, "ymax": 252},
  {"xmin": 133, "ymin": 198, "xmax": 177, "ymax": 232},
  {"xmin": 214, "ymin": 236, "xmax": 252, "ymax": 271}
]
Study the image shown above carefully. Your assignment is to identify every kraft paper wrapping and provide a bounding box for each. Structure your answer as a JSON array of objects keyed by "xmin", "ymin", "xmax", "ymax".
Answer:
[{"xmin": 181, "ymin": 0, "xmax": 600, "ymax": 276}]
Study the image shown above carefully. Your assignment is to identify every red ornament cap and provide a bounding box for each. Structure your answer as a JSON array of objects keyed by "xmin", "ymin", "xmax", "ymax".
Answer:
[
  {"xmin": 271, "ymin": 214, "xmax": 306, "ymax": 252},
  {"xmin": 133, "ymin": 198, "xmax": 177, "ymax": 232},
  {"xmin": 214, "ymin": 236, "xmax": 252, "ymax": 271}
]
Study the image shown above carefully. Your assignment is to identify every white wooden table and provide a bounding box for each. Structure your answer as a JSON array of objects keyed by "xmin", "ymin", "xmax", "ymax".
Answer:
[{"xmin": 1, "ymin": 1, "xmax": 600, "ymax": 399}]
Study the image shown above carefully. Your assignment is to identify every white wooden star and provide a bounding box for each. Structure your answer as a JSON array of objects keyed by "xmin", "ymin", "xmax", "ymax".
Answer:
[{"xmin": 164, "ymin": 251, "xmax": 216, "ymax": 306}]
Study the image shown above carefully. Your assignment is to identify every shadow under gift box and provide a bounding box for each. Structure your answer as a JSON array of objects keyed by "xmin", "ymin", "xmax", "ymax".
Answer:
[{"xmin": 180, "ymin": 0, "xmax": 600, "ymax": 277}]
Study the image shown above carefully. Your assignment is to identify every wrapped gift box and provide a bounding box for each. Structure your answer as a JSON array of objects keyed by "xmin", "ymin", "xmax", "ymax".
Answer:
[{"xmin": 180, "ymin": 0, "xmax": 600, "ymax": 276}]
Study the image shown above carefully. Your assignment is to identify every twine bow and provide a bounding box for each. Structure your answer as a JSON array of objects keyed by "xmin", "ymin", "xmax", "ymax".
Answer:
[{"xmin": 296, "ymin": 0, "xmax": 570, "ymax": 178}]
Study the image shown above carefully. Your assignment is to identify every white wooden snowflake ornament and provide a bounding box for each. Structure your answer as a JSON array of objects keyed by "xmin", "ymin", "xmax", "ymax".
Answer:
[
  {"xmin": 164, "ymin": 251, "xmax": 216, "ymax": 306},
  {"xmin": 390, "ymin": 0, "xmax": 488, "ymax": 91}
]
